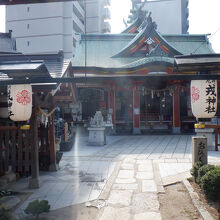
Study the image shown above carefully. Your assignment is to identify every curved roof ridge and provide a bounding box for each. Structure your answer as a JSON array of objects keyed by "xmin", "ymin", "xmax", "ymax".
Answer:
[{"xmin": 120, "ymin": 56, "xmax": 174, "ymax": 68}]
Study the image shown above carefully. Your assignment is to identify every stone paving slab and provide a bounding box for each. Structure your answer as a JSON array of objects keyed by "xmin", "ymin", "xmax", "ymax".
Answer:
[
  {"xmin": 138, "ymin": 164, "xmax": 153, "ymax": 172},
  {"xmin": 134, "ymin": 212, "xmax": 161, "ymax": 220},
  {"xmin": 108, "ymin": 190, "xmax": 133, "ymax": 206},
  {"xmin": 99, "ymin": 207, "xmax": 131, "ymax": 220},
  {"xmin": 142, "ymin": 180, "xmax": 157, "ymax": 192},
  {"xmin": 132, "ymin": 193, "xmax": 160, "ymax": 214},
  {"xmin": 112, "ymin": 183, "xmax": 138, "ymax": 190},
  {"xmin": 117, "ymin": 170, "xmax": 134, "ymax": 178},
  {"xmin": 136, "ymin": 171, "xmax": 153, "ymax": 180},
  {"xmin": 115, "ymin": 178, "xmax": 136, "ymax": 184},
  {"xmin": 121, "ymin": 163, "xmax": 135, "ymax": 170}
]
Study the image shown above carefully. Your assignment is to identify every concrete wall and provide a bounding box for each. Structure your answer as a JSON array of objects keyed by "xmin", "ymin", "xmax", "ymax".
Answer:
[
  {"xmin": 6, "ymin": 2, "xmax": 63, "ymax": 20},
  {"xmin": 15, "ymin": 35, "xmax": 63, "ymax": 54},
  {"xmin": 7, "ymin": 17, "xmax": 64, "ymax": 37},
  {"xmin": 86, "ymin": 0, "xmax": 110, "ymax": 33},
  {"xmin": 6, "ymin": 0, "xmax": 111, "ymax": 58}
]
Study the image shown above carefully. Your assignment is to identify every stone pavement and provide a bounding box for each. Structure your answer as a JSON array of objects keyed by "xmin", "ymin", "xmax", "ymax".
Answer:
[
  {"xmin": 8, "ymin": 134, "xmax": 220, "ymax": 218},
  {"xmin": 98, "ymin": 158, "xmax": 161, "ymax": 220}
]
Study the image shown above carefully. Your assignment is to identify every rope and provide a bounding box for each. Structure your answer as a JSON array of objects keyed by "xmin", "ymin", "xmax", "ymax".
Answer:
[{"xmin": 38, "ymin": 107, "xmax": 56, "ymax": 117}]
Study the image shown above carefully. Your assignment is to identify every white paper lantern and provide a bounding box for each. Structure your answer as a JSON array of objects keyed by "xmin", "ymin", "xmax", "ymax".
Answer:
[
  {"xmin": 8, "ymin": 84, "xmax": 32, "ymax": 121},
  {"xmin": 191, "ymin": 80, "xmax": 217, "ymax": 119}
]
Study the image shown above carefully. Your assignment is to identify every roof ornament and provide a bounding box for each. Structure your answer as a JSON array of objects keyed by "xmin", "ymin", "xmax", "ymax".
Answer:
[
  {"xmin": 123, "ymin": 18, "xmax": 128, "ymax": 28},
  {"xmin": 122, "ymin": 0, "xmax": 157, "ymax": 33},
  {"xmin": 126, "ymin": 0, "xmax": 147, "ymax": 25},
  {"xmin": 139, "ymin": 12, "xmax": 157, "ymax": 32}
]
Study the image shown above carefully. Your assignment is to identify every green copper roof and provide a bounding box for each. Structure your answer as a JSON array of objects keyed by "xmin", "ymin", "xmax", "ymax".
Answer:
[
  {"xmin": 71, "ymin": 33, "xmax": 214, "ymax": 69},
  {"xmin": 121, "ymin": 56, "xmax": 174, "ymax": 68}
]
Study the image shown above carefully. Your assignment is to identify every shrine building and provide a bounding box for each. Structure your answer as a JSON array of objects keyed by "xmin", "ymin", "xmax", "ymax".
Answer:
[{"xmin": 71, "ymin": 10, "xmax": 214, "ymax": 134}]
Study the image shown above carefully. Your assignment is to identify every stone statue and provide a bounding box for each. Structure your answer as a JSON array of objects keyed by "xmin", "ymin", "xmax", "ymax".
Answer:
[{"xmin": 90, "ymin": 111, "xmax": 104, "ymax": 128}]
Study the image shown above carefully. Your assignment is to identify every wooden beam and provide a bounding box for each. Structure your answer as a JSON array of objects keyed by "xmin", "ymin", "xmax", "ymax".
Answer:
[
  {"xmin": 2, "ymin": 75, "xmax": 220, "ymax": 86},
  {"xmin": 54, "ymin": 96, "xmax": 73, "ymax": 102},
  {"xmin": 0, "ymin": 126, "xmax": 17, "ymax": 131}
]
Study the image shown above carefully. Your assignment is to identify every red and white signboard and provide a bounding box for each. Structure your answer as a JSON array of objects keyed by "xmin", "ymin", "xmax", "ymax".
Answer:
[
  {"xmin": 191, "ymin": 80, "xmax": 217, "ymax": 119},
  {"xmin": 8, "ymin": 84, "xmax": 32, "ymax": 121}
]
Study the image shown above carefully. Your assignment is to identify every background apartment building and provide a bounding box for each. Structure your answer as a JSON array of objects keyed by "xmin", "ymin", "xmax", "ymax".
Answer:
[
  {"xmin": 6, "ymin": 0, "xmax": 111, "ymax": 58},
  {"xmin": 134, "ymin": 0, "xmax": 189, "ymax": 34}
]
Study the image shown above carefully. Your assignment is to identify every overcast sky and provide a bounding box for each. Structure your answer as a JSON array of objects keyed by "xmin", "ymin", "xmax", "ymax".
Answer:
[{"xmin": 1, "ymin": 0, "xmax": 220, "ymax": 52}]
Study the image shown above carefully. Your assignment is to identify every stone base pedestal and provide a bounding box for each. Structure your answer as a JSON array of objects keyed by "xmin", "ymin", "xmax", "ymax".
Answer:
[
  {"xmin": 49, "ymin": 163, "xmax": 59, "ymax": 171},
  {"xmin": 28, "ymin": 178, "xmax": 41, "ymax": 189},
  {"xmin": 88, "ymin": 127, "xmax": 106, "ymax": 146},
  {"xmin": 133, "ymin": 128, "xmax": 141, "ymax": 134},
  {"xmin": 172, "ymin": 127, "xmax": 181, "ymax": 134},
  {"xmin": 195, "ymin": 128, "xmax": 214, "ymax": 150}
]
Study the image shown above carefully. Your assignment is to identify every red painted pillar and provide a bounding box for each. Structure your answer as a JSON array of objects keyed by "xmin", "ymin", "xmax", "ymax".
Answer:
[
  {"xmin": 133, "ymin": 86, "xmax": 141, "ymax": 134},
  {"xmin": 173, "ymin": 86, "xmax": 181, "ymax": 133},
  {"xmin": 109, "ymin": 88, "xmax": 115, "ymax": 125}
]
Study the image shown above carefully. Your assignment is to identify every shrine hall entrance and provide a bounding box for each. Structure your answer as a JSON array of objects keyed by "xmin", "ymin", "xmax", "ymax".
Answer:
[
  {"xmin": 140, "ymin": 89, "xmax": 173, "ymax": 131},
  {"xmin": 140, "ymin": 91, "xmax": 173, "ymax": 122},
  {"xmin": 79, "ymin": 88, "xmax": 108, "ymax": 121},
  {"xmin": 115, "ymin": 91, "xmax": 133, "ymax": 133}
]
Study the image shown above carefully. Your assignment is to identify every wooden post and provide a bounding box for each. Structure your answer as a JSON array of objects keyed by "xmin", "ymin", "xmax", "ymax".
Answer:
[
  {"xmin": 0, "ymin": 131, "xmax": 3, "ymax": 176},
  {"xmin": 48, "ymin": 113, "xmax": 58, "ymax": 171},
  {"xmin": 172, "ymin": 86, "xmax": 181, "ymax": 133},
  {"xmin": 28, "ymin": 105, "xmax": 41, "ymax": 189},
  {"xmin": 215, "ymin": 128, "xmax": 218, "ymax": 151},
  {"xmin": 133, "ymin": 86, "xmax": 141, "ymax": 134}
]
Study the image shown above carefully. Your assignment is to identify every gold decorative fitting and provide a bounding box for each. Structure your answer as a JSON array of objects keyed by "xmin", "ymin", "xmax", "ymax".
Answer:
[
  {"xmin": 20, "ymin": 125, "xmax": 30, "ymax": 130},
  {"xmin": 194, "ymin": 123, "xmax": 205, "ymax": 129}
]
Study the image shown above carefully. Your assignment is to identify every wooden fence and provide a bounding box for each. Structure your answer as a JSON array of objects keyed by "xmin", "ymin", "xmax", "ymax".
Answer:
[{"xmin": 0, "ymin": 123, "xmax": 32, "ymax": 177}]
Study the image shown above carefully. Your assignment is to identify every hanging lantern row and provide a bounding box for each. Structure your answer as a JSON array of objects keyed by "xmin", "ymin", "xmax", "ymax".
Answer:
[
  {"xmin": 191, "ymin": 80, "xmax": 217, "ymax": 119},
  {"xmin": 139, "ymin": 85, "xmax": 188, "ymax": 98},
  {"xmin": 139, "ymin": 87, "xmax": 175, "ymax": 98}
]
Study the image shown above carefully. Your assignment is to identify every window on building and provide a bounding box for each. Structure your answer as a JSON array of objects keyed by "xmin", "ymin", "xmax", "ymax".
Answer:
[
  {"xmin": 27, "ymin": 7, "xmax": 30, "ymax": 12},
  {"xmin": 27, "ymin": 41, "xmax": 30, "ymax": 46},
  {"xmin": 27, "ymin": 24, "xmax": 30, "ymax": 29}
]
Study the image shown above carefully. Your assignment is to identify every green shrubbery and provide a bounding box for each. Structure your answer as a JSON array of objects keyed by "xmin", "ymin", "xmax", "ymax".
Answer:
[
  {"xmin": 191, "ymin": 162, "xmax": 220, "ymax": 202},
  {"xmin": 24, "ymin": 200, "xmax": 50, "ymax": 220},
  {"xmin": 200, "ymin": 167, "xmax": 220, "ymax": 201},
  {"xmin": 190, "ymin": 161, "xmax": 204, "ymax": 182},
  {"xmin": 197, "ymin": 164, "xmax": 215, "ymax": 184}
]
